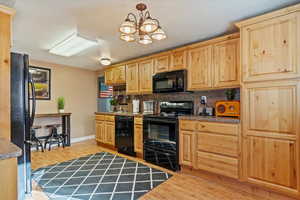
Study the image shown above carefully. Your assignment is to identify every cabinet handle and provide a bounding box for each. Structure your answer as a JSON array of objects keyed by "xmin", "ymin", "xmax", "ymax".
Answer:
[
  {"xmin": 283, "ymin": 40, "xmax": 287, "ymax": 44},
  {"xmin": 200, "ymin": 124, "xmax": 205, "ymax": 128}
]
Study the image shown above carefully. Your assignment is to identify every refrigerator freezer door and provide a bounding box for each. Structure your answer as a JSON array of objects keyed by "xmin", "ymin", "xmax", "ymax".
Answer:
[{"xmin": 11, "ymin": 52, "xmax": 32, "ymax": 199}]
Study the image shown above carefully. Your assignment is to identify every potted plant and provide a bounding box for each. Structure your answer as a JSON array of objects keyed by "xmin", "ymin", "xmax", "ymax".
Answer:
[
  {"xmin": 225, "ymin": 89, "xmax": 237, "ymax": 100},
  {"xmin": 109, "ymin": 98, "xmax": 118, "ymax": 112},
  {"xmin": 57, "ymin": 96, "xmax": 65, "ymax": 113}
]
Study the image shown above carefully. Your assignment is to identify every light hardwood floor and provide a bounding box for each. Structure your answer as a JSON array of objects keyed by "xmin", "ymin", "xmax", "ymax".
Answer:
[{"xmin": 30, "ymin": 140, "xmax": 292, "ymax": 200}]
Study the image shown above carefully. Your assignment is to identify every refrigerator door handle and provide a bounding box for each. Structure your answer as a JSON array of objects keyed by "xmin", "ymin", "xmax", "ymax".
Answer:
[{"xmin": 29, "ymin": 75, "xmax": 36, "ymax": 128}]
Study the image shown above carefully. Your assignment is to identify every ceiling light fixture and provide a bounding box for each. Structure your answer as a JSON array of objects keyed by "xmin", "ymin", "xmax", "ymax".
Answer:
[
  {"xmin": 49, "ymin": 33, "xmax": 98, "ymax": 57},
  {"xmin": 99, "ymin": 58, "xmax": 112, "ymax": 66},
  {"xmin": 119, "ymin": 3, "xmax": 166, "ymax": 45}
]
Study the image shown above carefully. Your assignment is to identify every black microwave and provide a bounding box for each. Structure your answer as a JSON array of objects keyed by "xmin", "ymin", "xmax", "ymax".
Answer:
[{"xmin": 153, "ymin": 70, "xmax": 186, "ymax": 93}]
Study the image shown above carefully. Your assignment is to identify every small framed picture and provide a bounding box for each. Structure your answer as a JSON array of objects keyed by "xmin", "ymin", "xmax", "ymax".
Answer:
[{"xmin": 29, "ymin": 66, "xmax": 51, "ymax": 100}]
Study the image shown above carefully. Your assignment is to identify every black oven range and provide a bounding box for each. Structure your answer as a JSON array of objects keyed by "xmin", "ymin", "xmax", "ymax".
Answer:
[{"xmin": 143, "ymin": 101, "xmax": 193, "ymax": 171}]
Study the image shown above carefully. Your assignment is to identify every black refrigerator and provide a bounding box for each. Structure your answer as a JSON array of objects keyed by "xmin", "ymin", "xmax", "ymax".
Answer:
[{"xmin": 11, "ymin": 52, "xmax": 36, "ymax": 200}]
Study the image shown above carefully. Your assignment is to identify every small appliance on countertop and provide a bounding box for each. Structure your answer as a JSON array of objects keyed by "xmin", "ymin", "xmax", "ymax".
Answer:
[
  {"xmin": 198, "ymin": 96, "xmax": 214, "ymax": 116},
  {"xmin": 132, "ymin": 99, "xmax": 140, "ymax": 114},
  {"xmin": 143, "ymin": 100, "xmax": 154, "ymax": 114},
  {"xmin": 215, "ymin": 100, "xmax": 240, "ymax": 118}
]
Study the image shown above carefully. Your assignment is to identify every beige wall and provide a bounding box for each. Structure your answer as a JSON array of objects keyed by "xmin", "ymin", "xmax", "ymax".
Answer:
[{"xmin": 30, "ymin": 59, "xmax": 97, "ymax": 139}]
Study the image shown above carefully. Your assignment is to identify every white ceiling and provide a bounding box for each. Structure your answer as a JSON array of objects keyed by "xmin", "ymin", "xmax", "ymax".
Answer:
[{"xmin": 11, "ymin": 0, "xmax": 300, "ymax": 70}]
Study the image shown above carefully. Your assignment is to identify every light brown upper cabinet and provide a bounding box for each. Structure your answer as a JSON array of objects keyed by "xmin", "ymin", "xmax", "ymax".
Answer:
[
  {"xmin": 154, "ymin": 53, "xmax": 171, "ymax": 73},
  {"xmin": 126, "ymin": 63, "xmax": 139, "ymax": 94},
  {"xmin": 170, "ymin": 48, "xmax": 187, "ymax": 71},
  {"xmin": 213, "ymin": 38, "xmax": 240, "ymax": 88},
  {"xmin": 104, "ymin": 65, "xmax": 126, "ymax": 85},
  {"xmin": 187, "ymin": 45, "xmax": 213, "ymax": 90},
  {"xmin": 239, "ymin": 12, "xmax": 300, "ymax": 82},
  {"xmin": 113, "ymin": 65, "xmax": 126, "ymax": 84},
  {"xmin": 104, "ymin": 68, "xmax": 114, "ymax": 85},
  {"xmin": 139, "ymin": 59, "xmax": 154, "ymax": 94}
]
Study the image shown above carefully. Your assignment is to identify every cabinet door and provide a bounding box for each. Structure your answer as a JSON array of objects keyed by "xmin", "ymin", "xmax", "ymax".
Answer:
[
  {"xmin": 126, "ymin": 63, "xmax": 139, "ymax": 94},
  {"xmin": 95, "ymin": 120, "xmax": 105, "ymax": 143},
  {"xmin": 187, "ymin": 45, "xmax": 213, "ymax": 90},
  {"xmin": 154, "ymin": 54, "xmax": 170, "ymax": 73},
  {"xmin": 241, "ymin": 13, "xmax": 300, "ymax": 82},
  {"xmin": 246, "ymin": 136, "xmax": 297, "ymax": 189},
  {"xmin": 105, "ymin": 121, "xmax": 115, "ymax": 146},
  {"xmin": 95, "ymin": 121, "xmax": 101, "ymax": 141},
  {"xmin": 139, "ymin": 59, "xmax": 154, "ymax": 94},
  {"xmin": 113, "ymin": 65, "xmax": 126, "ymax": 84},
  {"xmin": 179, "ymin": 130, "xmax": 195, "ymax": 167},
  {"xmin": 244, "ymin": 81, "xmax": 298, "ymax": 135},
  {"xmin": 214, "ymin": 38, "xmax": 240, "ymax": 88},
  {"xmin": 104, "ymin": 69, "xmax": 114, "ymax": 85},
  {"xmin": 170, "ymin": 49, "xmax": 187, "ymax": 71},
  {"xmin": 134, "ymin": 124, "xmax": 143, "ymax": 154}
]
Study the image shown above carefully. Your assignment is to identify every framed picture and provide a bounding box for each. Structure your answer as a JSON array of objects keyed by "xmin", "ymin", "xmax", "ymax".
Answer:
[
  {"xmin": 98, "ymin": 76, "xmax": 112, "ymax": 98},
  {"xmin": 29, "ymin": 66, "xmax": 51, "ymax": 100}
]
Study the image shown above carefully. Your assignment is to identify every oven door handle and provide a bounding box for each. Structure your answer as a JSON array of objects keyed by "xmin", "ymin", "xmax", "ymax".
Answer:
[{"xmin": 143, "ymin": 118, "xmax": 177, "ymax": 124}]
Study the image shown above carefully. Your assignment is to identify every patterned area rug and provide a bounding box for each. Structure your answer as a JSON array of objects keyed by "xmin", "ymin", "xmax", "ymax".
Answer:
[{"xmin": 32, "ymin": 152, "xmax": 172, "ymax": 200}]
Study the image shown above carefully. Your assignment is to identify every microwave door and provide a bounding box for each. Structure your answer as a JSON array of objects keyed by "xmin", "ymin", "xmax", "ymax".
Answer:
[{"xmin": 154, "ymin": 78, "xmax": 176, "ymax": 93}]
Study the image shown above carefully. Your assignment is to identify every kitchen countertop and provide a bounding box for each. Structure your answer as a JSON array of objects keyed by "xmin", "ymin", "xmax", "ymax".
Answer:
[
  {"xmin": 179, "ymin": 115, "xmax": 240, "ymax": 124},
  {"xmin": 0, "ymin": 138, "xmax": 22, "ymax": 160},
  {"xmin": 95, "ymin": 112, "xmax": 146, "ymax": 117}
]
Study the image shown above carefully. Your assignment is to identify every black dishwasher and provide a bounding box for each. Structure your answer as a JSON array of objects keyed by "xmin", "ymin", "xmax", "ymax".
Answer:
[{"xmin": 115, "ymin": 115, "xmax": 136, "ymax": 157}]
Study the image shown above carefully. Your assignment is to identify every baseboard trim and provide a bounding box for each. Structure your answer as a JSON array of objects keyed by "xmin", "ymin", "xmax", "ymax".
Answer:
[
  {"xmin": 71, "ymin": 135, "xmax": 95, "ymax": 144},
  {"xmin": 31, "ymin": 135, "xmax": 95, "ymax": 151}
]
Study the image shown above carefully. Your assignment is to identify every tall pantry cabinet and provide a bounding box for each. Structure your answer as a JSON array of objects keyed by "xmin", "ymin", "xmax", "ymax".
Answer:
[{"xmin": 236, "ymin": 4, "xmax": 300, "ymax": 199}]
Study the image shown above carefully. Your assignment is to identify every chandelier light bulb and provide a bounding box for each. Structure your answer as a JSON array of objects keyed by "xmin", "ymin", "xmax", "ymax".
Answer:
[
  {"xmin": 119, "ymin": 20, "xmax": 136, "ymax": 34},
  {"xmin": 151, "ymin": 27, "xmax": 167, "ymax": 41},
  {"xmin": 140, "ymin": 18, "xmax": 158, "ymax": 33},
  {"xmin": 120, "ymin": 34, "xmax": 135, "ymax": 42},
  {"xmin": 139, "ymin": 35, "xmax": 153, "ymax": 45}
]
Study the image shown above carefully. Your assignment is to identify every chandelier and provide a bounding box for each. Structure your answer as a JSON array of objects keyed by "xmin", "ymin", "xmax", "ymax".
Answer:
[{"xmin": 119, "ymin": 3, "xmax": 167, "ymax": 45}]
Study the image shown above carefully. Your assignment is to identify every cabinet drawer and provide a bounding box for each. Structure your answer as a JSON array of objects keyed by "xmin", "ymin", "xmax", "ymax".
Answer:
[
  {"xmin": 134, "ymin": 117, "xmax": 143, "ymax": 125},
  {"xmin": 105, "ymin": 115, "xmax": 115, "ymax": 122},
  {"xmin": 95, "ymin": 115, "xmax": 105, "ymax": 121},
  {"xmin": 196, "ymin": 132, "xmax": 238, "ymax": 157},
  {"xmin": 180, "ymin": 120, "xmax": 197, "ymax": 131},
  {"xmin": 197, "ymin": 122, "xmax": 238, "ymax": 136},
  {"xmin": 195, "ymin": 151, "xmax": 238, "ymax": 179}
]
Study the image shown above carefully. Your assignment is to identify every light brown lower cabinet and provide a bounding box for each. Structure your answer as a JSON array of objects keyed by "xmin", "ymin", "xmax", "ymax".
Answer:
[
  {"xmin": 105, "ymin": 122, "xmax": 115, "ymax": 146},
  {"xmin": 179, "ymin": 130, "xmax": 195, "ymax": 167},
  {"xmin": 194, "ymin": 151, "xmax": 239, "ymax": 179},
  {"xmin": 0, "ymin": 158, "xmax": 17, "ymax": 200},
  {"xmin": 95, "ymin": 115, "xmax": 115, "ymax": 147},
  {"xmin": 179, "ymin": 120, "xmax": 240, "ymax": 179},
  {"xmin": 242, "ymin": 80, "xmax": 300, "ymax": 198},
  {"xmin": 134, "ymin": 117, "xmax": 143, "ymax": 156},
  {"xmin": 246, "ymin": 136, "xmax": 297, "ymax": 189}
]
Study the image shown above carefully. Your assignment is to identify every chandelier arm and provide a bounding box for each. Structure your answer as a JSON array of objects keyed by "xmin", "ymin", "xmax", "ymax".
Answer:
[
  {"xmin": 144, "ymin": 11, "xmax": 151, "ymax": 19},
  {"xmin": 127, "ymin": 13, "xmax": 137, "ymax": 24},
  {"xmin": 152, "ymin": 18, "xmax": 160, "ymax": 28}
]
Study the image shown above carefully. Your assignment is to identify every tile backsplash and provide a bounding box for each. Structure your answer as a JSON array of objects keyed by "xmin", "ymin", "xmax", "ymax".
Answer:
[{"xmin": 113, "ymin": 88, "xmax": 240, "ymax": 115}]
